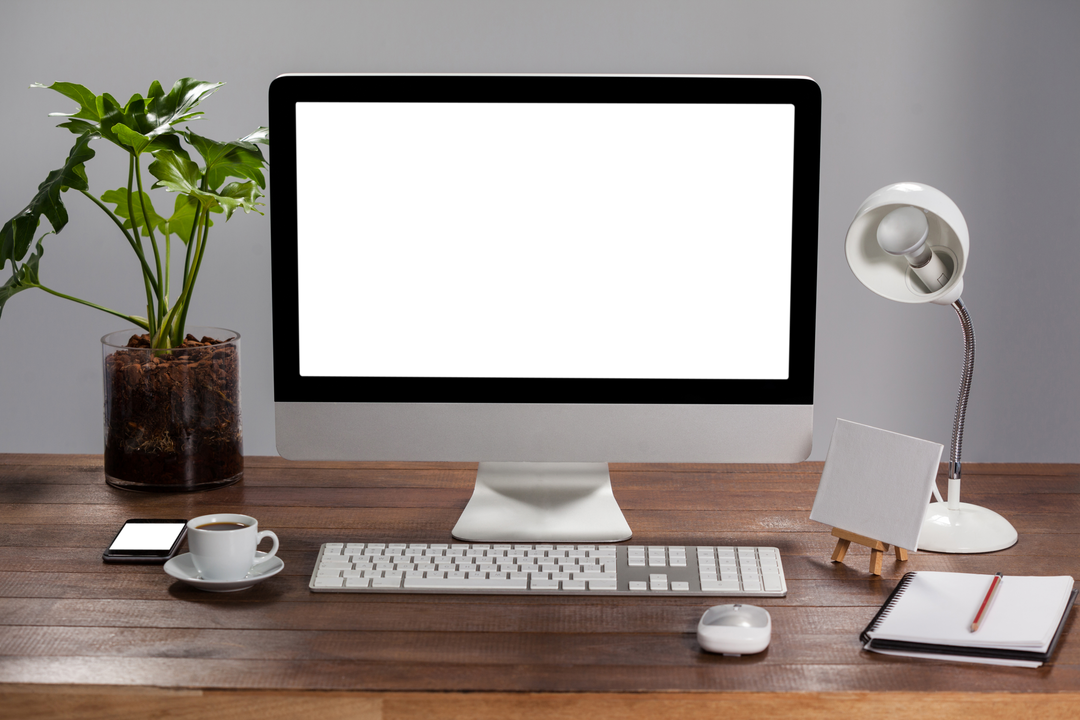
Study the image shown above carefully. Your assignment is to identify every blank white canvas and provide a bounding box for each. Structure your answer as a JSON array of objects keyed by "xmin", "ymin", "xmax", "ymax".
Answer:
[{"xmin": 810, "ymin": 419, "xmax": 943, "ymax": 551}]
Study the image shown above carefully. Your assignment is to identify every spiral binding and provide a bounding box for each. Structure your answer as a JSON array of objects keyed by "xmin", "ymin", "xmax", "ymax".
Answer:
[{"xmin": 859, "ymin": 572, "xmax": 917, "ymax": 642}]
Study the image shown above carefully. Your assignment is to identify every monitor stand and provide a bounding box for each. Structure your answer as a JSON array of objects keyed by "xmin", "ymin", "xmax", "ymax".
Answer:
[{"xmin": 451, "ymin": 462, "xmax": 633, "ymax": 543}]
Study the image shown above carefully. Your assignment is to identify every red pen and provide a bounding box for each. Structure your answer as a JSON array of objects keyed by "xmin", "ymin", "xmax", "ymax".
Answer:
[{"xmin": 970, "ymin": 572, "xmax": 1004, "ymax": 632}]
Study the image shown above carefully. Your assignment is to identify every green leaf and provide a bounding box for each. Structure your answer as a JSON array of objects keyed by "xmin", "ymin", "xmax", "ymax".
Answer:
[
  {"xmin": 144, "ymin": 132, "xmax": 192, "ymax": 163},
  {"xmin": 147, "ymin": 149, "xmax": 204, "ymax": 196},
  {"xmin": 241, "ymin": 127, "xmax": 269, "ymax": 145},
  {"xmin": 0, "ymin": 241, "xmax": 44, "ymax": 319},
  {"xmin": 148, "ymin": 150, "xmax": 243, "ymax": 215},
  {"xmin": 36, "ymin": 78, "xmax": 222, "ymax": 150},
  {"xmin": 185, "ymin": 129, "xmax": 268, "ymax": 190},
  {"xmin": 160, "ymin": 195, "xmax": 214, "ymax": 244},
  {"xmin": 100, "ymin": 188, "xmax": 165, "ymax": 237},
  {"xmin": 142, "ymin": 78, "xmax": 222, "ymax": 138},
  {"xmin": 33, "ymin": 82, "xmax": 99, "ymax": 121},
  {"xmin": 55, "ymin": 118, "xmax": 98, "ymax": 136},
  {"xmin": 114, "ymin": 124, "xmax": 151, "ymax": 155},
  {"xmin": 92, "ymin": 92, "xmax": 128, "ymax": 146},
  {"xmin": 1, "ymin": 134, "xmax": 95, "ymax": 268},
  {"xmin": 217, "ymin": 181, "xmax": 265, "ymax": 220},
  {"xmin": 0, "ymin": 213, "xmax": 39, "ymax": 272},
  {"xmin": 122, "ymin": 92, "xmax": 146, "ymax": 117}
]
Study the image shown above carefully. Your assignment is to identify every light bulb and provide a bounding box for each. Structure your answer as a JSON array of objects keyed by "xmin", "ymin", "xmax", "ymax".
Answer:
[{"xmin": 876, "ymin": 206, "xmax": 950, "ymax": 292}]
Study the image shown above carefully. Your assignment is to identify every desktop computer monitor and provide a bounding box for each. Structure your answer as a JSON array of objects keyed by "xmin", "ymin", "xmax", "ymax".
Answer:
[{"xmin": 270, "ymin": 74, "xmax": 820, "ymax": 543}]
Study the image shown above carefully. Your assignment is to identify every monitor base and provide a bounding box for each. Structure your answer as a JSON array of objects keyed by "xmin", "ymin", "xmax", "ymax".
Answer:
[{"xmin": 451, "ymin": 462, "xmax": 633, "ymax": 543}]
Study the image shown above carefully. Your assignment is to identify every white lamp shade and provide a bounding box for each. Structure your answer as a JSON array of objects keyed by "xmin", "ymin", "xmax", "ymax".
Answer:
[{"xmin": 845, "ymin": 182, "xmax": 969, "ymax": 306}]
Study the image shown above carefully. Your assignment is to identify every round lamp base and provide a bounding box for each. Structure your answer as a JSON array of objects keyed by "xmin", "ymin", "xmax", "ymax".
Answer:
[{"xmin": 918, "ymin": 502, "xmax": 1018, "ymax": 554}]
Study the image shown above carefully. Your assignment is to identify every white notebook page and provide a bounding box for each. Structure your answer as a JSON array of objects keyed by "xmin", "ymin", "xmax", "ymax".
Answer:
[{"xmin": 868, "ymin": 571, "xmax": 1075, "ymax": 650}]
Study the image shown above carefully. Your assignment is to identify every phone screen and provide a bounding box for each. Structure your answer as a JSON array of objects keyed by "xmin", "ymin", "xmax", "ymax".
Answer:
[{"xmin": 104, "ymin": 520, "xmax": 187, "ymax": 562}]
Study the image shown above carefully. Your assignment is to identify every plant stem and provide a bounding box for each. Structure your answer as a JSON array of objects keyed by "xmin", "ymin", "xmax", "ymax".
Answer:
[
  {"xmin": 164, "ymin": 232, "xmax": 171, "ymax": 309},
  {"xmin": 126, "ymin": 156, "xmax": 158, "ymax": 339},
  {"xmin": 133, "ymin": 154, "xmax": 166, "ymax": 328},
  {"xmin": 182, "ymin": 205, "xmax": 200, "ymax": 286},
  {"xmin": 32, "ymin": 282, "xmax": 150, "ymax": 330},
  {"xmin": 174, "ymin": 213, "xmax": 210, "ymax": 344},
  {"xmin": 168, "ymin": 171, "xmax": 213, "ymax": 346},
  {"xmin": 162, "ymin": 208, "xmax": 207, "ymax": 346}
]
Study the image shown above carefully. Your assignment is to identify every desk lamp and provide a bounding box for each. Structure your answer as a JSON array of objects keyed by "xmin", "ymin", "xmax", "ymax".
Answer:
[{"xmin": 845, "ymin": 182, "xmax": 1017, "ymax": 553}]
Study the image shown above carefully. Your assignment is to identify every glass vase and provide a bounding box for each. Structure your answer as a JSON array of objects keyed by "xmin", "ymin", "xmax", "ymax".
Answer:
[{"xmin": 102, "ymin": 327, "xmax": 243, "ymax": 492}]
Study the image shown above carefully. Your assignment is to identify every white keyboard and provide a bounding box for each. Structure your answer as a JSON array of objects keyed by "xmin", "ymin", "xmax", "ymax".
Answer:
[{"xmin": 309, "ymin": 542, "xmax": 787, "ymax": 596}]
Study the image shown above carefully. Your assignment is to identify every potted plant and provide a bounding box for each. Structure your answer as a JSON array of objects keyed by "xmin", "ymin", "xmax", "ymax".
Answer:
[{"xmin": 0, "ymin": 78, "xmax": 268, "ymax": 491}]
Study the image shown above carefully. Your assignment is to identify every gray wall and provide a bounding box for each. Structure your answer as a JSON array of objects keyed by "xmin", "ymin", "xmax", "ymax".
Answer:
[{"xmin": 1, "ymin": 0, "xmax": 1078, "ymax": 461}]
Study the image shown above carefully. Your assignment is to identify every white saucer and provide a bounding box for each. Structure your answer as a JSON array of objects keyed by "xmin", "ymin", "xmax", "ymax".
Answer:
[{"xmin": 164, "ymin": 552, "xmax": 284, "ymax": 592}]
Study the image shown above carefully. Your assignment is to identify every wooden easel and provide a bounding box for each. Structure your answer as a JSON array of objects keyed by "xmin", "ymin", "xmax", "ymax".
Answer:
[{"xmin": 830, "ymin": 528, "xmax": 908, "ymax": 576}]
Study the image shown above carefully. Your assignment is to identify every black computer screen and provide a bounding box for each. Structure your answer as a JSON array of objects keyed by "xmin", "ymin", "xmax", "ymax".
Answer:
[{"xmin": 270, "ymin": 75, "xmax": 819, "ymax": 406}]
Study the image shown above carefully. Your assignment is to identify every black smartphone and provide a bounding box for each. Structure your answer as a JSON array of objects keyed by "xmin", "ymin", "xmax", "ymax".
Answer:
[{"xmin": 102, "ymin": 519, "xmax": 188, "ymax": 564}]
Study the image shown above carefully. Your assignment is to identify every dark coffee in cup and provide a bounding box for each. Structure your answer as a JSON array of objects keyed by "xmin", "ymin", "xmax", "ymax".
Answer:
[
  {"xmin": 187, "ymin": 513, "xmax": 279, "ymax": 581},
  {"xmin": 196, "ymin": 521, "xmax": 249, "ymax": 531}
]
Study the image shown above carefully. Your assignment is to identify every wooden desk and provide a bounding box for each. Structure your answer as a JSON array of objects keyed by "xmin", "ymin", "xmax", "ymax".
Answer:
[{"xmin": 1, "ymin": 456, "xmax": 1078, "ymax": 719}]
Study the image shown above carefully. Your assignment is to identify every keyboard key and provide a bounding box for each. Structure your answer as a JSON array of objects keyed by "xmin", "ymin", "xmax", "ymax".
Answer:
[
  {"xmin": 372, "ymin": 574, "xmax": 403, "ymax": 588},
  {"xmin": 701, "ymin": 580, "xmax": 741, "ymax": 592}
]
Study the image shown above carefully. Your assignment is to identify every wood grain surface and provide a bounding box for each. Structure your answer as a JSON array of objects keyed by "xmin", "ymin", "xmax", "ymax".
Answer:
[{"xmin": 1, "ymin": 455, "xmax": 1078, "ymax": 718}]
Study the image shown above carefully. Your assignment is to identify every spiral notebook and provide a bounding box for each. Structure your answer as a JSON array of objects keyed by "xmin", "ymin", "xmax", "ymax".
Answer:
[{"xmin": 861, "ymin": 571, "xmax": 1077, "ymax": 668}]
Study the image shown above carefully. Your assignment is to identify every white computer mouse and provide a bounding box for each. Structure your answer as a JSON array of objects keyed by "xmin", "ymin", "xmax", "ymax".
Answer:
[{"xmin": 697, "ymin": 603, "xmax": 771, "ymax": 655}]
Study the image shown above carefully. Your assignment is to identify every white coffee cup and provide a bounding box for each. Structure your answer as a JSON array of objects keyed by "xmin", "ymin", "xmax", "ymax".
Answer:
[{"xmin": 187, "ymin": 513, "xmax": 279, "ymax": 581}]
